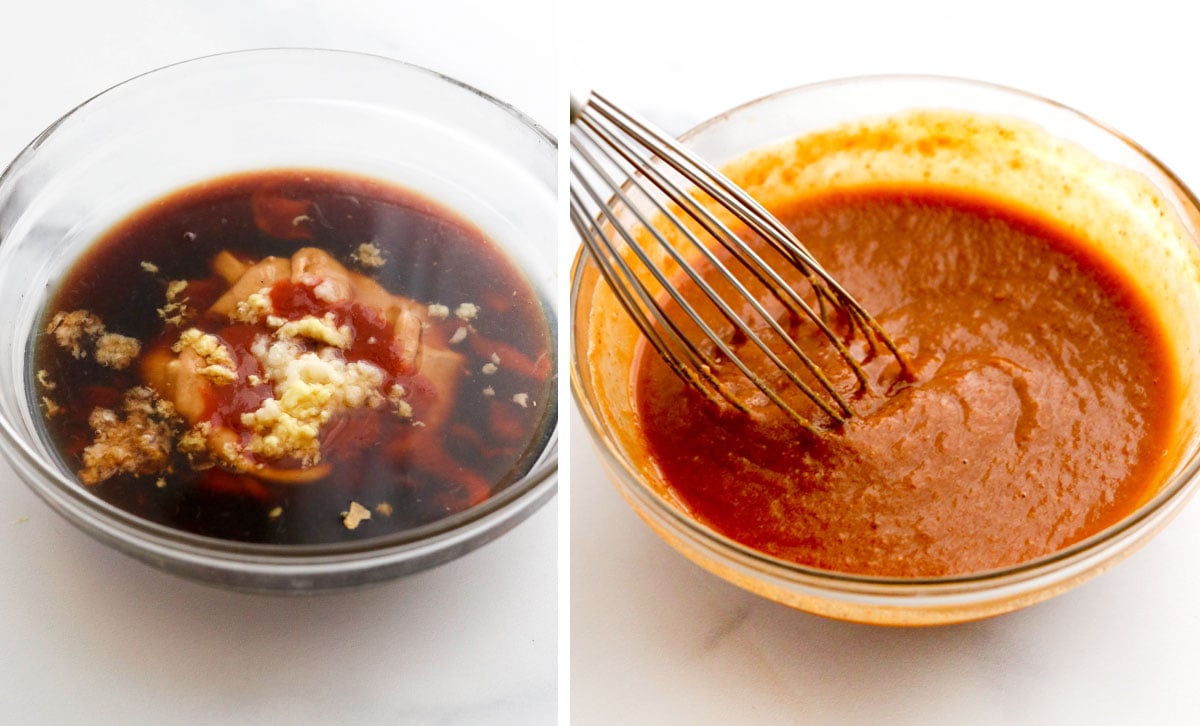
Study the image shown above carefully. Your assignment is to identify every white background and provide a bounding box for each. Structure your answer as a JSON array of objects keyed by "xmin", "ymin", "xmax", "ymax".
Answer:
[
  {"xmin": 0, "ymin": 1, "xmax": 557, "ymax": 724},
  {"xmin": 7, "ymin": 0, "xmax": 1200, "ymax": 723},
  {"xmin": 570, "ymin": 1, "xmax": 1200, "ymax": 724}
]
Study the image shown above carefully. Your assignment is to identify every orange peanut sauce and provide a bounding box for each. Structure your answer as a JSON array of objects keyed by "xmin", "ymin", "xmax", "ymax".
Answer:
[{"xmin": 633, "ymin": 187, "xmax": 1176, "ymax": 577}]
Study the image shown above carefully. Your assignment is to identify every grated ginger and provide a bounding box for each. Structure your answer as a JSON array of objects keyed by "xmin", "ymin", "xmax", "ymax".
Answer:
[{"xmin": 79, "ymin": 387, "xmax": 178, "ymax": 485}]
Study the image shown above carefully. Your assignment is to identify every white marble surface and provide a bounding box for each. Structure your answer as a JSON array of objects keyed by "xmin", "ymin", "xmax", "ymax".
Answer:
[
  {"xmin": 0, "ymin": 1, "xmax": 556, "ymax": 724},
  {"xmin": 570, "ymin": 1, "xmax": 1200, "ymax": 723}
]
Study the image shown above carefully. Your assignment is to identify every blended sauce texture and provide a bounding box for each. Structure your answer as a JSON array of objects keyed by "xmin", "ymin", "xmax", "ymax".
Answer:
[{"xmin": 633, "ymin": 187, "xmax": 1175, "ymax": 577}]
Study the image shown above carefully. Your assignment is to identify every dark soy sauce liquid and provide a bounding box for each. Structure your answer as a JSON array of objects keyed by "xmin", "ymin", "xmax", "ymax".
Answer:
[{"xmin": 35, "ymin": 169, "xmax": 555, "ymax": 545}]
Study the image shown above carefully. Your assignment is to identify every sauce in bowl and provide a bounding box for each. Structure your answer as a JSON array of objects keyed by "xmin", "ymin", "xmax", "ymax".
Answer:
[
  {"xmin": 574, "ymin": 81, "xmax": 1200, "ymax": 622},
  {"xmin": 634, "ymin": 186, "xmax": 1175, "ymax": 577},
  {"xmin": 36, "ymin": 168, "xmax": 554, "ymax": 545}
]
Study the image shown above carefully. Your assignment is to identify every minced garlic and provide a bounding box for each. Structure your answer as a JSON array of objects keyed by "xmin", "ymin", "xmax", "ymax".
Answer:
[
  {"xmin": 157, "ymin": 280, "xmax": 193, "ymax": 326},
  {"xmin": 47, "ymin": 310, "xmax": 143, "ymax": 368},
  {"xmin": 47, "ymin": 310, "xmax": 105, "ymax": 359},
  {"xmin": 342, "ymin": 501, "xmax": 372, "ymax": 530},
  {"xmin": 178, "ymin": 421, "xmax": 211, "ymax": 457},
  {"xmin": 312, "ymin": 279, "xmax": 338, "ymax": 302},
  {"xmin": 241, "ymin": 397, "xmax": 323, "ymax": 464},
  {"xmin": 36, "ymin": 369, "xmax": 55, "ymax": 390},
  {"xmin": 235, "ymin": 338, "xmax": 389, "ymax": 465},
  {"xmin": 231, "ymin": 289, "xmax": 274, "ymax": 324},
  {"xmin": 165, "ymin": 280, "xmax": 188, "ymax": 301},
  {"xmin": 95, "ymin": 333, "xmax": 141, "ymax": 370},
  {"xmin": 352, "ymin": 242, "xmax": 386, "ymax": 268},
  {"xmin": 274, "ymin": 313, "xmax": 351, "ymax": 348},
  {"xmin": 455, "ymin": 302, "xmax": 479, "ymax": 321},
  {"xmin": 79, "ymin": 387, "xmax": 178, "ymax": 486},
  {"xmin": 173, "ymin": 328, "xmax": 237, "ymax": 385}
]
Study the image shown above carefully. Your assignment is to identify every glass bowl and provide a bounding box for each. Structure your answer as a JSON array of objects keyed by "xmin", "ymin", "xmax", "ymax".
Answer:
[
  {"xmin": 570, "ymin": 75, "xmax": 1200, "ymax": 625},
  {"xmin": 0, "ymin": 49, "xmax": 557, "ymax": 592}
]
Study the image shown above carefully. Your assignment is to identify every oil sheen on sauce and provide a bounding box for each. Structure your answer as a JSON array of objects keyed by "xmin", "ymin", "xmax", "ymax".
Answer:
[
  {"xmin": 633, "ymin": 187, "xmax": 1175, "ymax": 578},
  {"xmin": 36, "ymin": 169, "xmax": 554, "ymax": 545}
]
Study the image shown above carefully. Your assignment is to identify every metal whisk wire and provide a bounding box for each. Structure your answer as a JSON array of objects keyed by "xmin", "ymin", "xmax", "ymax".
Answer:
[{"xmin": 569, "ymin": 92, "xmax": 907, "ymax": 432}]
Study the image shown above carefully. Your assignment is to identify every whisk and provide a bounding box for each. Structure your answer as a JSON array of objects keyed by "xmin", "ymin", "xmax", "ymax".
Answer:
[{"xmin": 569, "ymin": 92, "xmax": 909, "ymax": 433}]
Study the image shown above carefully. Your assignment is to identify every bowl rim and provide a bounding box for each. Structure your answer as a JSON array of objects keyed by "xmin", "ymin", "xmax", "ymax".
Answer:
[
  {"xmin": 569, "ymin": 72, "xmax": 1200, "ymax": 593},
  {"xmin": 0, "ymin": 47, "xmax": 560, "ymax": 565},
  {"xmin": 1, "ymin": 46, "xmax": 556, "ymax": 182}
]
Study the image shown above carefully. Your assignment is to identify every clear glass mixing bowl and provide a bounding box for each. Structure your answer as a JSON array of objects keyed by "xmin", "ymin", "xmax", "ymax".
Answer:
[
  {"xmin": 571, "ymin": 75, "xmax": 1200, "ymax": 625},
  {"xmin": 0, "ymin": 49, "xmax": 557, "ymax": 592}
]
